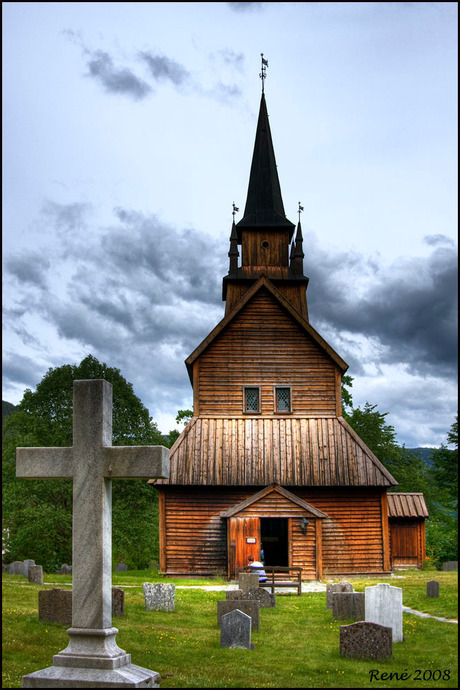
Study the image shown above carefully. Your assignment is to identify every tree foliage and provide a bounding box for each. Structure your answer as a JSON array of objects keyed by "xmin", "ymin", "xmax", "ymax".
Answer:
[{"xmin": 2, "ymin": 355, "xmax": 168, "ymax": 571}]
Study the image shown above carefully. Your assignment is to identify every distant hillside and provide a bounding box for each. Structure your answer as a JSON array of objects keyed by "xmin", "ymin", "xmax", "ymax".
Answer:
[
  {"xmin": 2, "ymin": 400, "xmax": 18, "ymax": 421},
  {"xmin": 406, "ymin": 447, "xmax": 437, "ymax": 468}
]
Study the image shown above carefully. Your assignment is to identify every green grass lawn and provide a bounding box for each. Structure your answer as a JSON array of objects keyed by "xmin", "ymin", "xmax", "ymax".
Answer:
[{"xmin": 2, "ymin": 569, "xmax": 458, "ymax": 688}]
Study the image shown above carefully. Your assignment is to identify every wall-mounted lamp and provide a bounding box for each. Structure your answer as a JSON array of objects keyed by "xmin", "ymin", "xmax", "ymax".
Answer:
[{"xmin": 299, "ymin": 517, "xmax": 310, "ymax": 535}]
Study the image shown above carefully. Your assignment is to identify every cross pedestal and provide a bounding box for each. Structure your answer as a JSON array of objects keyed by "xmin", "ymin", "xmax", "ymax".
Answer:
[{"xmin": 16, "ymin": 379, "xmax": 170, "ymax": 688}]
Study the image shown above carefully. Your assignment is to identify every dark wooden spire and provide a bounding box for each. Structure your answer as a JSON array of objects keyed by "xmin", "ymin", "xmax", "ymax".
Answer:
[
  {"xmin": 291, "ymin": 221, "xmax": 305, "ymax": 276},
  {"xmin": 236, "ymin": 93, "xmax": 295, "ymax": 236}
]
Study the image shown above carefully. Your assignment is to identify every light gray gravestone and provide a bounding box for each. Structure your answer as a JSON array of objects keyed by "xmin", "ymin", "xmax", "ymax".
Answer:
[
  {"xmin": 143, "ymin": 583, "xmax": 175, "ymax": 612},
  {"xmin": 57, "ymin": 563, "xmax": 72, "ymax": 575},
  {"xmin": 28, "ymin": 565, "xmax": 44, "ymax": 584},
  {"xmin": 326, "ymin": 581, "xmax": 353, "ymax": 609},
  {"xmin": 5, "ymin": 560, "xmax": 25, "ymax": 575},
  {"xmin": 23, "ymin": 559, "xmax": 36, "ymax": 577},
  {"xmin": 332, "ymin": 592, "xmax": 365, "ymax": 620},
  {"xmin": 115, "ymin": 561, "xmax": 128, "ymax": 571},
  {"xmin": 426, "ymin": 580, "xmax": 440, "ymax": 598},
  {"xmin": 441, "ymin": 561, "xmax": 458, "ymax": 571},
  {"xmin": 238, "ymin": 572, "xmax": 260, "ymax": 592},
  {"xmin": 340, "ymin": 621, "xmax": 392, "ymax": 659},
  {"xmin": 16, "ymin": 379, "xmax": 169, "ymax": 688},
  {"xmin": 217, "ymin": 600, "xmax": 260, "ymax": 631},
  {"xmin": 220, "ymin": 609, "xmax": 252, "ymax": 649},
  {"xmin": 365, "ymin": 583, "xmax": 403, "ymax": 643}
]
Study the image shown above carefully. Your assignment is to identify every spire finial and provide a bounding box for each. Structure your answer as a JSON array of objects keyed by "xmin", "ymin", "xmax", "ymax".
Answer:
[
  {"xmin": 298, "ymin": 202, "xmax": 304, "ymax": 224},
  {"xmin": 232, "ymin": 201, "xmax": 239, "ymax": 222},
  {"xmin": 259, "ymin": 53, "xmax": 268, "ymax": 93}
]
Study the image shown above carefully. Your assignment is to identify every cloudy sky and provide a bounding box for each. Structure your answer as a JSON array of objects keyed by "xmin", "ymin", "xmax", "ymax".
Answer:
[{"xmin": 3, "ymin": 2, "xmax": 458, "ymax": 448}]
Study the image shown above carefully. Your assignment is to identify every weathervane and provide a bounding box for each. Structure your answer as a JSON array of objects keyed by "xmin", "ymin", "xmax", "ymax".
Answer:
[
  {"xmin": 232, "ymin": 202, "xmax": 239, "ymax": 220},
  {"xmin": 298, "ymin": 202, "xmax": 304, "ymax": 223},
  {"xmin": 259, "ymin": 53, "xmax": 268, "ymax": 92}
]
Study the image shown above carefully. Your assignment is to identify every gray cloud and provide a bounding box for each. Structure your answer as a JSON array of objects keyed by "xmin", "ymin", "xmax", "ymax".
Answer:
[
  {"xmin": 6, "ymin": 253, "xmax": 50, "ymax": 290},
  {"xmin": 41, "ymin": 200, "xmax": 91, "ymax": 235},
  {"xmin": 86, "ymin": 49, "xmax": 152, "ymax": 100},
  {"xmin": 227, "ymin": 2, "xmax": 264, "ymax": 11},
  {"xmin": 2, "ymin": 354, "xmax": 44, "ymax": 389},
  {"xmin": 138, "ymin": 51, "xmax": 191, "ymax": 88}
]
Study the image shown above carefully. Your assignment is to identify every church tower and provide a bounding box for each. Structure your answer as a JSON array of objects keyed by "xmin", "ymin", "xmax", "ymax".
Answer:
[{"xmin": 223, "ymin": 92, "xmax": 309, "ymax": 319}]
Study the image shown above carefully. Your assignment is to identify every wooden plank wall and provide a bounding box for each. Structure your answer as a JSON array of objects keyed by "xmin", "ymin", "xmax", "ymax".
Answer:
[
  {"xmin": 160, "ymin": 486, "xmax": 386, "ymax": 576},
  {"xmin": 198, "ymin": 288, "xmax": 337, "ymax": 416}
]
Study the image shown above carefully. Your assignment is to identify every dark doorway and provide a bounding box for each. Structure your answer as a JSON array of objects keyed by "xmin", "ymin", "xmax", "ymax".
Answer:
[{"xmin": 260, "ymin": 518, "xmax": 288, "ymax": 566}]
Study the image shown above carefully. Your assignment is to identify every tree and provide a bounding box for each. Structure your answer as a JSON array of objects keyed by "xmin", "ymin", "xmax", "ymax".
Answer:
[{"xmin": 2, "ymin": 355, "xmax": 166, "ymax": 571}]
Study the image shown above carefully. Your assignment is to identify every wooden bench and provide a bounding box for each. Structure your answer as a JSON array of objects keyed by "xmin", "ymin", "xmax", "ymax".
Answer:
[
  {"xmin": 262, "ymin": 566, "xmax": 303, "ymax": 595},
  {"xmin": 235, "ymin": 566, "xmax": 303, "ymax": 595}
]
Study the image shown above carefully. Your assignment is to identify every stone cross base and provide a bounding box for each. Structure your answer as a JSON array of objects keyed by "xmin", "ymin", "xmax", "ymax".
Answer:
[{"xmin": 22, "ymin": 627, "xmax": 159, "ymax": 687}]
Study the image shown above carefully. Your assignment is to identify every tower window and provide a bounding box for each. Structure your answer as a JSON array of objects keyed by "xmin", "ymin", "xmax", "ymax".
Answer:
[
  {"xmin": 261, "ymin": 240, "xmax": 270, "ymax": 249},
  {"xmin": 275, "ymin": 387, "xmax": 291, "ymax": 413},
  {"xmin": 244, "ymin": 387, "xmax": 260, "ymax": 413}
]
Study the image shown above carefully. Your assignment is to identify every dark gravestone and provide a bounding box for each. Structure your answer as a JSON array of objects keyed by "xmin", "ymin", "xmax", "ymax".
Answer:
[
  {"xmin": 220, "ymin": 609, "xmax": 252, "ymax": 649},
  {"xmin": 217, "ymin": 600, "xmax": 260, "ymax": 631},
  {"xmin": 28, "ymin": 565, "xmax": 44, "ymax": 584},
  {"xmin": 326, "ymin": 581, "xmax": 353, "ymax": 609},
  {"xmin": 238, "ymin": 573, "xmax": 260, "ymax": 592},
  {"xmin": 115, "ymin": 561, "xmax": 128, "ymax": 572},
  {"xmin": 426, "ymin": 580, "xmax": 440, "ymax": 598},
  {"xmin": 441, "ymin": 561, "xmax": 458, "ymax": 571},
  {"xmin": 226, "ymin": 587, "xmax": 275, "ymax": 608},
  {"xmin": 340, "ymin": 621, "xmax": 393, "ymax": 659},
  {"xmin": 39, "ymin": 588, "xmax": 125, "ymax": 625},
  {"xmin": 332, "ymin": 592, "xmax": 365, "ymax": 620}
]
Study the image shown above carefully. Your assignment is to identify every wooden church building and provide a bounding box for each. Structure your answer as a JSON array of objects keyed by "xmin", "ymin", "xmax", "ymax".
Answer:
[{"xmin": 151, "ymin": 84, "xmax": 426, "ymax": 579}]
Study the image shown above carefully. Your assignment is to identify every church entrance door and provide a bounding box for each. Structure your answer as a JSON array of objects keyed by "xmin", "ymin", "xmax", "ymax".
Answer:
[{"xmin": 260, "ymin": 518, "xmax": 289, "ymax": 567}]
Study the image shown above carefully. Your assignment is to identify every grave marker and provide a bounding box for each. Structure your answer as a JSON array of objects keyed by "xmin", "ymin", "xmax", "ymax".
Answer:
[
  {"xmin": 28, "ymin": 565, "xmax": 43, "ymax": 584},
  {"xmin": 143, "ymin": 583, "xmax": 175, "ymax": 612},
  {"xmin": 332, "ymin": 592, "xmax": 364, "ymax": 620},
  {"xmin": 365, "ymin": 583, "xmax": 403, "ymax": 642},
  {"xmin": 217, "ymin": 600, "xmax": 260, "ymax": 631},
  {"xmin": 426, "ymin": 580, "xmax": 440, "ymax": 598},
  {"xmin": 220, "ymin": 609, "xmax": 252, "ymax": 649},
  {"xmin": 16, "ymin": 379, "xmax": 169, "ymax": 687},
  {"xmin": 238, "ymin": 572, "xmax": 260, "ymax": 591},
  {"xmin": 340, "ymin": 621, "xmax": 392, "ymax": 659},
  {"xmin": 326, "ymin": 581, "xmax": 353, "ymax": 609}
]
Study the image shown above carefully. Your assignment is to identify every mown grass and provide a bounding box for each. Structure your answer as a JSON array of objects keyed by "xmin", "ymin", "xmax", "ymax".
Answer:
[{"xmin": 2, "ymin": 569, "xmax": 457, "ymax": 688}]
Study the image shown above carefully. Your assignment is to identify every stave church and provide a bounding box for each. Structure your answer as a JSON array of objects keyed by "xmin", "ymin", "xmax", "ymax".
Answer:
[{"xmin": 150, "ymin": 65, "xmax": 427, "ymax": 579}]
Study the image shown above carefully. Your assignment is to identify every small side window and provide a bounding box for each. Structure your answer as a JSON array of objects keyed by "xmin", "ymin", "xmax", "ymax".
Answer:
[
  {"xmin": 275, "ymin": 387, "xmax": 291, "ymax": 413},
  {"xmin": 244, "ymin": 387, "xmax": 260, "ymax": 413}
]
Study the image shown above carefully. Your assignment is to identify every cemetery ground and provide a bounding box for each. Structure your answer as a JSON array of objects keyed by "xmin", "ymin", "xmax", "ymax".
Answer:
[{"xmin": 2, "ymin": 569, "xmax": 457, "ymax": 689}]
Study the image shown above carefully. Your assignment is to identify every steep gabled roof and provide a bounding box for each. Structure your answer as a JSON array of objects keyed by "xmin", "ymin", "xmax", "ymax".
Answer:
[
  {"xmin": 151, "ymin": 415, "xmax": 398, "ymax": 487},
  {"xmin": 186, "ymin": 275, "xmax": 348, "ymax": 383},
  {"xmin": 220, "ymin": 483, "xmax": 328, "ymax": 518}
]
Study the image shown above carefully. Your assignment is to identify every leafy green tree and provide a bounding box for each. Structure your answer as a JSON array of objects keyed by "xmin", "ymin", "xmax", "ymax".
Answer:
[{"xmin": 2, "ymin": 355, "xmax": 167, "ymax": 571}]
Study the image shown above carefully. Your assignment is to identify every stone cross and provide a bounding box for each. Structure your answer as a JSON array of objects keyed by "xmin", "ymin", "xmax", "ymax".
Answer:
[{"xmin": 16, "ymin": 379, "xmax": 169, "ymax": 688}]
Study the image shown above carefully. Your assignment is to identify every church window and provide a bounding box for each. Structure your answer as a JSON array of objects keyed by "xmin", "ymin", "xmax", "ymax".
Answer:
[
  {"xmin": 244, "ymin": 387, "xmax": 260, "ymax": 413},
  {"xmin": 275, "ymin": 386, "xmax": 291, "ymax": 413}
]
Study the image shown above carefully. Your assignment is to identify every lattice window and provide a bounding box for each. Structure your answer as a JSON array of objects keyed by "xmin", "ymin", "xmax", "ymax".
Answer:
[
  {"xmin": 244, "ymin": 387, "xmax": 260, "ymax": 413},
  {"xmin": 276, "ymin": 387, "xmax": 291, "ymax": 412}
]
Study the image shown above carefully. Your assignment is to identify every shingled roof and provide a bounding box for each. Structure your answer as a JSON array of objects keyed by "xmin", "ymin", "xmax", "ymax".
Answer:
[
  {"xmin": 151, "ymin": 415, "xmax": 397, "ymax": 487},
  {"xmin": 387, "ymin": 493, "xmax": 429, "ymax": 518}
]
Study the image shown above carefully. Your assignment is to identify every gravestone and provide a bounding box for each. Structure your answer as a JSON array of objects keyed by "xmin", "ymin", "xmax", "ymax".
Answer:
[
  {"xmin": 39, "ymin": 588, "xmax": 125, "ymax": 625},
  {"xmin": 5, "ymin": 560, "xmax": 25, "ymax": 575},
  {"xmin": 332, "ymin": 592, "xmax": 365, "ymax": 620},
  {"xmin": 57, "ymin": 563, "xmax": 72, "ymax": 575},
  {"xmin": 365, "ymin": 583, "xmax": 403, "ymax": 642},
  {"xmin": 23, "ymin": 559, "xmax": 36, "ymax": 577},
  {"xmin": 426, "ymin": 580, "xmax": 440, "ymax": 598},
  {"xmin": 217, "ymin": 600, "xmax": 260, "ymax": 631},
  {"xmin": 238, "ymin": 572, "xmax": 260, "ymax": 592},
  {"xmin": 115, "ymin": 561, "xmax": 128, "ymax": 572},
  {"xmin": 39, "ymin": 589, "xmax": 73, "ymax": 626},
  {"xmin": 340, "ymin": 621, "xmax": 392, "ymax": 659},
  {"xmin": 220, "ymin": 609, "xmax": 252, "ymax": 649},
  {"xmin": 16, "ymin": 379, "xmax": 169, "ymax": 688},
  {"xmin": 227, "ymin": 587, "xmax": 275, "ymax": 608},
  {"xmin": 143, "ymin": 583, "xmax": 175, "ymax": 612},
  {"xmin": 326, "ymin": 581, "xmax": 353, "ymax": 609},
  {"xmin": 441, "ymin": 561, "xmax": 458, "ymax": 571},
  {"xmin": 28, "ymin": 565, "xmax": 43, "ymax": 584}
]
